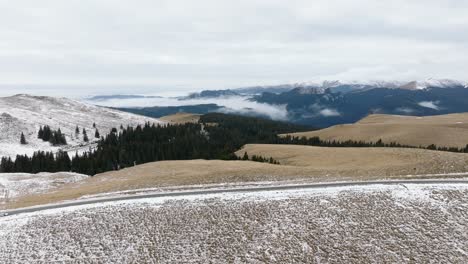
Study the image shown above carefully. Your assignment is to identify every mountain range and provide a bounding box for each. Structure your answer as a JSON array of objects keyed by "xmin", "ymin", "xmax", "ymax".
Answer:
[{"xmin": 106, "ymin": 79, "xmax": 468, "ymax": 127}]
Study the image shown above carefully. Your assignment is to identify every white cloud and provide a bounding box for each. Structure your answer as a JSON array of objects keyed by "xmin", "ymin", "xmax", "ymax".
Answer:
[
  {"xmin": 395, "ymin": 107, "xmax": 415, "ymax": 114},
  {"xmin": 85, "ymin": 96, "xmax": 289, "ymax": 120},
  {"xmin": 418, "ymin": 101, "xmax": 440, "ymax": 110},
  {"xmin": 319, "ymin": 108, "xmax": 341, "ymax": 117},
  {"xmin": 0, "ymin": 0, "xmax": 467, "ymax": 96}
]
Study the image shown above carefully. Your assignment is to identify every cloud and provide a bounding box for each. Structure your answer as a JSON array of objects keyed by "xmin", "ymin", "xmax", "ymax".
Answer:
[
  {"xmin": 86, "ymin": 96, "xmax": 289, "ymax": 120},
  {"xmin": 395, "ymin": 107, "xmax": 415, "ymax": 114},
  {"xmin": 319, "ymin": 108, "xmax": 341, "ymax": 117},
  {"xmin": 0, "ymin": 0, "xmax": 467, "ymax": 96},
  {"xmin": 418, "ymin": 101, "xmax": 440, "ymax": 110}
]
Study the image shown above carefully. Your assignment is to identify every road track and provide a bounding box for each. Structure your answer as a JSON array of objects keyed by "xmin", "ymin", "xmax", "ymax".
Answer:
[{"xmin": 2, "ymin": 179, "xmax": 468, "ymax": 217}]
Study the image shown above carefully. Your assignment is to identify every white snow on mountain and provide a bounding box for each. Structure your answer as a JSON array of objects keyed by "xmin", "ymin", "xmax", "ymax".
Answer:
[
  {"xmin": 0, "ymin": 94, "xmax": 164, "ymax": 159},
  {"xmin": 232, "ymin": 79, "xmax": 467, "ymax": 95}
]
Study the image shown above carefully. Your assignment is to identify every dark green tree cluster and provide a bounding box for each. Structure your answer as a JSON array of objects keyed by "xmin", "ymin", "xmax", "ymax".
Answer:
[
  {"xmin": 276, "ymin": 135, "xmax": 468, "ymax": 153},
  {"xmin": 38, "ymin": 126, "xmax": 67, "ymax": 146},
  {"xmin": 0, "ymin": 151, "xmax": 71, "ymax": 173},
  {"xmin": 240, "ymin": 152, "xmax": 279, "ymax": 164}
]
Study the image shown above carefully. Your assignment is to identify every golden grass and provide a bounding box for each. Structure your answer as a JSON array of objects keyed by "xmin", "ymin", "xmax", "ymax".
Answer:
[
  {"xmin": 159, "ymin": 113, "xmax": 201, "ymax": 124},
  {"xmin": 283, "ymin": 113, "xmax": 468, "ymax": 148},
  {"xmin": 6, "ymin": 144, "xmax": 468, "ymax": 209}
]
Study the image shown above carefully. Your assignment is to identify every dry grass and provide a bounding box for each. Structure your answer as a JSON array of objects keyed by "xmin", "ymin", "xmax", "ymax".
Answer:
[
  {"xmin": 6, "ymin": 144, "xmax": 468, "ymax": 209},
  {"xmin": 283, "ymin": 113, "xmax": 468, "ymax": 148},
  {"xmin": 237, "ymin": 144, "xmax": 468, "ymax": 176},
  {"xmin": 159, "ymin": 113, "xmax": 201, "ymax": 124}
]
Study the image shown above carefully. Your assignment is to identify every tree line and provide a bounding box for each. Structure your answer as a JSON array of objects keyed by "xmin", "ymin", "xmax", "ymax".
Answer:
[{"xmin": 274, "ymin": 135, "xmax": 468, "ymax": 153}]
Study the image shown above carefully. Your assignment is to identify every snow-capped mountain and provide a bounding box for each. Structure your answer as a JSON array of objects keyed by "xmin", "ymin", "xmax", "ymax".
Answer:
[
  {"xmin": 232, "ymin": 79, "xmax": 468, "ymax": 95},
  {"xmin": 0, "ymin": 94, "xmax": 164, "ymax": 159}
]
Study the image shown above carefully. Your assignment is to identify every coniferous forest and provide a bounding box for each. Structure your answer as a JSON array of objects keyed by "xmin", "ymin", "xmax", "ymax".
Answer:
[{"xmin": 1, "ymin": 113, "xmax": 468, "ymax": 175}]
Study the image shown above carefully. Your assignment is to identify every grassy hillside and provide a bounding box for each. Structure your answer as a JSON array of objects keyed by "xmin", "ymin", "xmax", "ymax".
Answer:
[
  {"xmin": 159, "ymin": 113, "xmax": 201, "ymax": 124},
  {"xmin": 284, "ymin": 113, "xmax": 468, "ymax": 148}
]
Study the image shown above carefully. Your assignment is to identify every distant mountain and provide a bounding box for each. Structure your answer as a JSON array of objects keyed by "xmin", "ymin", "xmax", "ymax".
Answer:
[
  {"xmin": 185, "ymin": 79, "xmax": 468, "ymax": 99},
  {"xmin": 117, "ymin": 104, "xmax": 221, "ymax": 118},
  {"xmin": 0, "ymin": 94, "xmax": 163, "ymax": 159},
  {"xmin": 233, "ymin": 84, "xmax": 314, "ymax": 95},
  {"xmin": 89, "ymin": 79, "xmax": 468, "ymax": 128},
  {"xmin": 87, "ymin": 94, "xmax": 162, "ymax": 101},
  {"xmin": 254, "ymin": 86, "xmax": 468, "ymax": 127},
  {"xmin": 184, "ymin": 90, "xmax": 240, "ymax": 99}
]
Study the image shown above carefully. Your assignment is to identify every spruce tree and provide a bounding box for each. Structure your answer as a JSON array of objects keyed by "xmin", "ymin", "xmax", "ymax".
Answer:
[
  {"xmin": 83, "ymin": 128, "xmax": 89, "ymax": 142},
  {"xmin": 38, "ymin": 126, "xmax": 44, "ymax": 139},
  {"xmin": 95, "ymin": 129, "xmax": 100, "ymax": 139},
  {"xmin": 20, "ymin": 132, "xmax": 27, "ymax": 145}
]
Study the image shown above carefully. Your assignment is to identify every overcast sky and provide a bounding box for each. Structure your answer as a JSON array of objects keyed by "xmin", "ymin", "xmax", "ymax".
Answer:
[{"xmin": 0, "ymin": 0, "xmax": 467, "ymax": 97}]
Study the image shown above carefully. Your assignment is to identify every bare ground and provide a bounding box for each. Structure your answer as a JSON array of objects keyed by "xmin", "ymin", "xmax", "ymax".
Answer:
[{"xmin": 283, "ymin": 113, "xmax": 468, "ymax": 148}]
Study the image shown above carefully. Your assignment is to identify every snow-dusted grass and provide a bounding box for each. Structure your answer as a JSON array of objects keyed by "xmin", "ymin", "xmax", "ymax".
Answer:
[
  {"xmin": 1, "ymin": 184, "xmax": 467, "ymax": 263},
  {"xmin": 0, "ymin": 172, "xmax": 88, "ymax": 205},
  {"xmin": 0, "ymin": 94, "xmax": 163, "ymax": 159}
]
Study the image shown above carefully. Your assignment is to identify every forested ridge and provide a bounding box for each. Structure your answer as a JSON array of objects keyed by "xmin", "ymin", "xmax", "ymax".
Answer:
[
  {"xmin": 1, "ymin": 113, "xmax": 467, "ymax": 175},
  {"xmin": 1, "ymin": 114, "xmax": 308, "ymax": 175}
]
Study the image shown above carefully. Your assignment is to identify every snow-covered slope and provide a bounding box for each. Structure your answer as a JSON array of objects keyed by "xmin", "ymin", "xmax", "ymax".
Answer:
[
  {"xmin": 0, "ymin": 172, "xmax": 88, "ymax": 205},
  {"xmin": 0, "ymin": 94, "xmax": 164, "ymax": 159}
]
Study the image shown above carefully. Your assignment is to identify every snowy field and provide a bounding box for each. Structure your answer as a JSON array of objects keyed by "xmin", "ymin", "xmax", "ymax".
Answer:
[
  {"xmin": 0, "ymin": 94, "xmax": 163, "ymax": 159},
  {"xmin": 1, "ymin": 183, "xmax": 467, "ymax": 263},
  {"xmin": 0, "ymin": 172, "xmax": 88, "ymax": 205}
]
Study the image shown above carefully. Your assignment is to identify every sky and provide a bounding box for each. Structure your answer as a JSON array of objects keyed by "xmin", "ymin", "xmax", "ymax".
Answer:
[{"xmin": 0, "ymin": 0, "xmax": 467, "ymax": 97}]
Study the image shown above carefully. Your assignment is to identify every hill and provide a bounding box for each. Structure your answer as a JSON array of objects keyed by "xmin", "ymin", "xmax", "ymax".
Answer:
[
  {"xmin": 283, "ymin": 113, "xmax": 468, "ymax": 148},
  {"xmin": 0, "ymin": 94, "xmax": 163, "ymax": 159},
  {"xmin": 159, "ymin": 113, "xmax": 201, "ymax": 124},
  {"xmin": 6, "ymin": 144, "xmax": 468, "ymax": 209},
  {"xmin": 118, "ymin": 104, "xmax": 220, "ymax": 118}
]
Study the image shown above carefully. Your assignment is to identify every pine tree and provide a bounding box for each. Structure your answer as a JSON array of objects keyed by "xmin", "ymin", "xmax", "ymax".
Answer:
[
  {"xmin": 38, "ymin": 126, "xmax": 43, "ymax": 139},
  {"xmin": 93, "ymin": 123, "xmax": 96, "ymax": 128},
  {"xmin": 95, "ymin": 129, "xmax": 100, "ymax": 139},
  {"xmin": 20, "ymin": 132, "xmax": 27, "ymax": 145},
  {"xmin": 75, "ymin": 126, "xmax": 80, "ymax": 136},
  {"xmin": 83, "ymin": 128, "xmax": 89, "ymax": 142}
]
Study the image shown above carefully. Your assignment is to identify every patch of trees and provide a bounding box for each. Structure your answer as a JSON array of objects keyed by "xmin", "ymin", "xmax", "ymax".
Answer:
[
  {"xmin": 0, "ymin": 151, "xmax": 71, "ymax": 173},
  {"xmin": 38, "ymin": 126, "xmax": 67, "ymax": 146},
  {"xmin": 241, "ymin": 152, "xmax": 280, "ymax": 165},
  {"xmin": 275, "ymin": 135, "xmax": 468, "ymax": 153}
]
